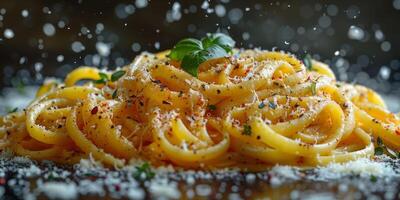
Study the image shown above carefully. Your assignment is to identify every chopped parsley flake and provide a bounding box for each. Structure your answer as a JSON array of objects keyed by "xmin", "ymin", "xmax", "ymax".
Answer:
[
  {"xmin": 374, "ymin": 146, "xmax": 384, "ymax": 156},
  {"xmin": 133, "ymin": 163, "xmax": 155, "ymax": 181},
  {"xmin": 112, "ymin": 89, "xmax": 118, "ymax": 99},
  {"xmin": 207, "ymin": 104, "xmax": 217, "ymax": 111},
  {"xmin": 269, "ymin": 101, "xmax": 277, "ymax": 109},
  {"xmin": 242, "ymin": 124, "xmax": 252, "ymax": 136},
  {"xmin": 310, "ymin": 81, "xmax": 317, "ymax": 95}
]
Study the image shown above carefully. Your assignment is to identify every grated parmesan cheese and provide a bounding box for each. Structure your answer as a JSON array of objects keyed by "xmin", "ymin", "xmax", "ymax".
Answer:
[{"xmin": 38, "ymin": 182, "xmax": 78, "ymax": 200}]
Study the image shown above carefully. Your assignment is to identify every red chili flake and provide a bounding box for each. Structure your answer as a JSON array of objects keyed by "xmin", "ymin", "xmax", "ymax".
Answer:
[
  {"xmin": 91, "ymin": 106, "xmax": 99, "ymax": 115},
  {"xmin": 0, "ymin": 178, "xmax": 6, "ymax": 185}
]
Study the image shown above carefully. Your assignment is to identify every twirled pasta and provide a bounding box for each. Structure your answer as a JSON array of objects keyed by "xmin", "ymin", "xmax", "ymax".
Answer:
[{"xmin": 1, "ymin": 49, "xmax": 399, "ymax": 170}]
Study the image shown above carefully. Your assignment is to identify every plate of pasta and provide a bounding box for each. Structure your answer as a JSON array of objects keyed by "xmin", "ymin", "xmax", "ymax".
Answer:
[{"xmin": 1, "ymin": 33, "xmax": 400, "ymax": 199}]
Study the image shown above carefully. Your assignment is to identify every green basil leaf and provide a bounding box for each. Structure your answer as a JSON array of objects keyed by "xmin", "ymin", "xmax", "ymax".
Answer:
[
  {"xmin": 98, "ymin": 72, "xmax": 109, "ymax": 81},
  {"xmin": 93, "ymin": 79, "xmax": 107, "ymax": 84},
  {"xmin": 111, "ymin": 70, "xmax": 126, "ymax": 82},
  {"xmin": 168, "ymin": 38, "xmax": 203, "ymax": 61},
  {"xmin": 202, "ymin": 33, "xmax": 235, "ymax": 53},
  {"xmin": 304, "ymin": 54, "xmax": 313, "ymax": 71},
  {"xmin": 181, "ymin": 45, "xmax": 227, "ymax": 77},
  {"xmin": 181, "ymin": 51, "xmax": 207, "ymax": 77}
]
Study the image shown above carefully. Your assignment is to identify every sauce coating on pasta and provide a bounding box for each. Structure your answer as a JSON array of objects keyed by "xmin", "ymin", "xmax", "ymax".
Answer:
[{"xmin": 1, "ymin": 49, "xmax": 399, "ymax": 170}]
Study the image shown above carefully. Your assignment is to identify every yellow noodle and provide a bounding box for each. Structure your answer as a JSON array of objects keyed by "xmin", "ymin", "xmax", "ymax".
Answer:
[{"xmin": 0, "ymin": 49, "xmax": 398, "ymax": 170}]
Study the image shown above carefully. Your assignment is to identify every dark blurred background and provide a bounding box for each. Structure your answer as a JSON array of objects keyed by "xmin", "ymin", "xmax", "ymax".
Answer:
[{"xmin": 0, "ymin": 0, "xmax": 400, "ymax": 96}]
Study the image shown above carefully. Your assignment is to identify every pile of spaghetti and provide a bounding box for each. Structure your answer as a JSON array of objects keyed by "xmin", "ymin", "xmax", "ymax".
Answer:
[{"xmin": 1, "ymin": 47, "xmax": 400, "ymax": 170}]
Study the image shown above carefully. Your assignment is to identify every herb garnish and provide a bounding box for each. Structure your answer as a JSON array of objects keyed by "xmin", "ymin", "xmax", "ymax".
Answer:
[
  {"xmin": 112, "ymin": 89, "xmax": 118, "ymax": 99},
  {"xmin": 303, "ymin": 54, "xmax": 313, "ymax": 71},
  {"xmin": 310, "ymin": 81, "xmax": 317, "ymax": 95},
  {"xmin": 94, "ymin": 70, "xmax": 126, "ymax": 84},
  {"xmin": 168, "ymin": 33, "xmax": 235, "ymax": 77},
  {"xmin": 374, "ymin": 146, "xmax": 384, "ymax": 155},
  {"xmin": 7, "ymin": 107, "xmax": 18, "ymax": 114},
  {"xmin": 258, "ymin": 102, "xmax": 265, "ymax": 109},
  {"xmin": 374, "ymin": 136, "xmax": 399, "ymax": 158},
  {"xmin": 93, "ymin": 72, "xmax": 109, "ymax": 84},
  {"xmin": 133, "ymin": 163, "xmax": 155, "ymax": 181},
  {"xmin": 207, "ymin": 104, "xmax": 217, "ymax": 111},
  {"xmin": 111, "ymin": 70, "xmax": 126, "ymax": 82},
  {"xmin": 269, "ymin": 101, "xmax": 277, "ymax": 109},
  {"xmin": 242, "ymin": 124, "xmax": 252, "ymax": 136}
]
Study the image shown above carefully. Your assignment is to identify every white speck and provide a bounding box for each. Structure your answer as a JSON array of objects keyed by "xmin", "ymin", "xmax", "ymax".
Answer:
[
  {"xmin": 327, "ymin": 4, "xmax": 338, "ymax": 16},
  {"xmin": 96, "ymin": 23, "xmax": 104, "ymax": 34},
  {"xmin": 245, "ymin": 7, "xmax": 250, "ymax": 11},
  {"xmin": 39, "ymin": 182, "xmax": 78, "ymax": 200},
  {"xmin": 346, "ymin": 5, "xmax": 360, "ymax": 19},
  {"xmin": 127, "ymin": 188, "xmax": 145, "ymax": 200},
  {"xmin": 57, "ymin": 55, "xmax": 64, "ymax": 62},
  {"xmin": 166, "ymin": 2, "xmax": 181, "ymax": 22},
  {"xmin": 201, "ymin": 1, "xmax": 209, "ymax": 9},
  {"xmin": 195, "ymin": 184, "xmax": 212, "ymax": 196},
  {"xmin": 348, "ymin": 25, "xmax": 365, "ymax": 41},
  {"xmin": 284, "ymin": 41, "xmax": 290, "ymax": 45},
  {"xmin": 57, "ymin": 20, "xmax": 66, "ymax": 28},
  {"xmin": 242, "ymin": 32, "xmax": 250, "ymax": 40},
  {"xmin": 125, "ymin": 4, "xmax": 135, "ymax": 14},
  {"xmin": 34, "ymin": 62, "xmax": 43, "ymax": 72},
  {"xmin": 297, "ymin": 27, "xmax": 306, "ymax": 34},
  {"xmin": 245, "ymin": 173, "xmax": 256, "ymax": 183},
  {"xmin": 80, "ymin": 26, "xmax": 90, "ymax": 35},
  {"xmin": 115, "ymin": 4, "xmax": 129, "ymax": 19},
  {"xmin": 135, "ymin": 0, "xmax": 148, "ymax": 8},
  {"xmin": 96, "ymin": 42, "xmax": 111, "ymax": 57},
  {"xmin": 228, "ymin": 8, "xmax": 243, "ymax": 24},
  {"xmin": 374, "ymin": 30, "xmax": 385, "ymax": 41},
  {"xmin": 334, "ymin": 50, "xmax": 340, "ymax": 56},
  {"xmin": 381, "ymin": 41, "xmax": 391, "ymax": 52},
  {"xmin": 92, "ymin": 54, "xmax": 101, "ymax": 65},
  {"xmin": 71, "ymin": 41, "xmax": 85, "ymax": 53},
  {"xmin": 380, "ymin": 66, "xmax": 391, "ymax": 80},
  {"xmin": 21, "ymin": 9, "xmax": 29, "ymax": 17},
  {"xmin": 42, "ymin": 7, "xmax": 51, "ymax": 14},
  {"xmin": 394, "ymin": 0, "xmax": 400, "ymax": 9},
  {"xmin": 4, "ymin": 29, "xmax": 14, "ymax": 39},
  {"xmin": 317, "ymin": 158, "xmax": 396, "ymax": 178},
  {"xmin": 0, "ymin": 8, "xmax": 6, "ymax": 15},
  {"xmin": 131, "ymin": 43, "xmax": 141, "ymax": 52},
  {"xmin": 43, "ymin": 23, "xmax": 56, "ymax": 36},
  {"xmin": 318, "ymin": 15, "xmax": 331, "ymax": 28},
  {"xmin": 19, "ymin": 57, "xmax": 27, "ymax": 64},
  {"xmin": 215, "ymin": 4, "xmax": 226, "ymax": 17},
  {"xmin": 149, "ymin": 179, "xmax": 181, "ymax": 199},
  {"xmin": 154, "ymin": 42, "xmax": 160, "ymax": 50}
]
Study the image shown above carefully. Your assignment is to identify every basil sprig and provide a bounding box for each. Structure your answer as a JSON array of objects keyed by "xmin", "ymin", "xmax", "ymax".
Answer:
[{"xmin": 169, "ymin": 33, "xmax": 235, "ymax": 77}]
